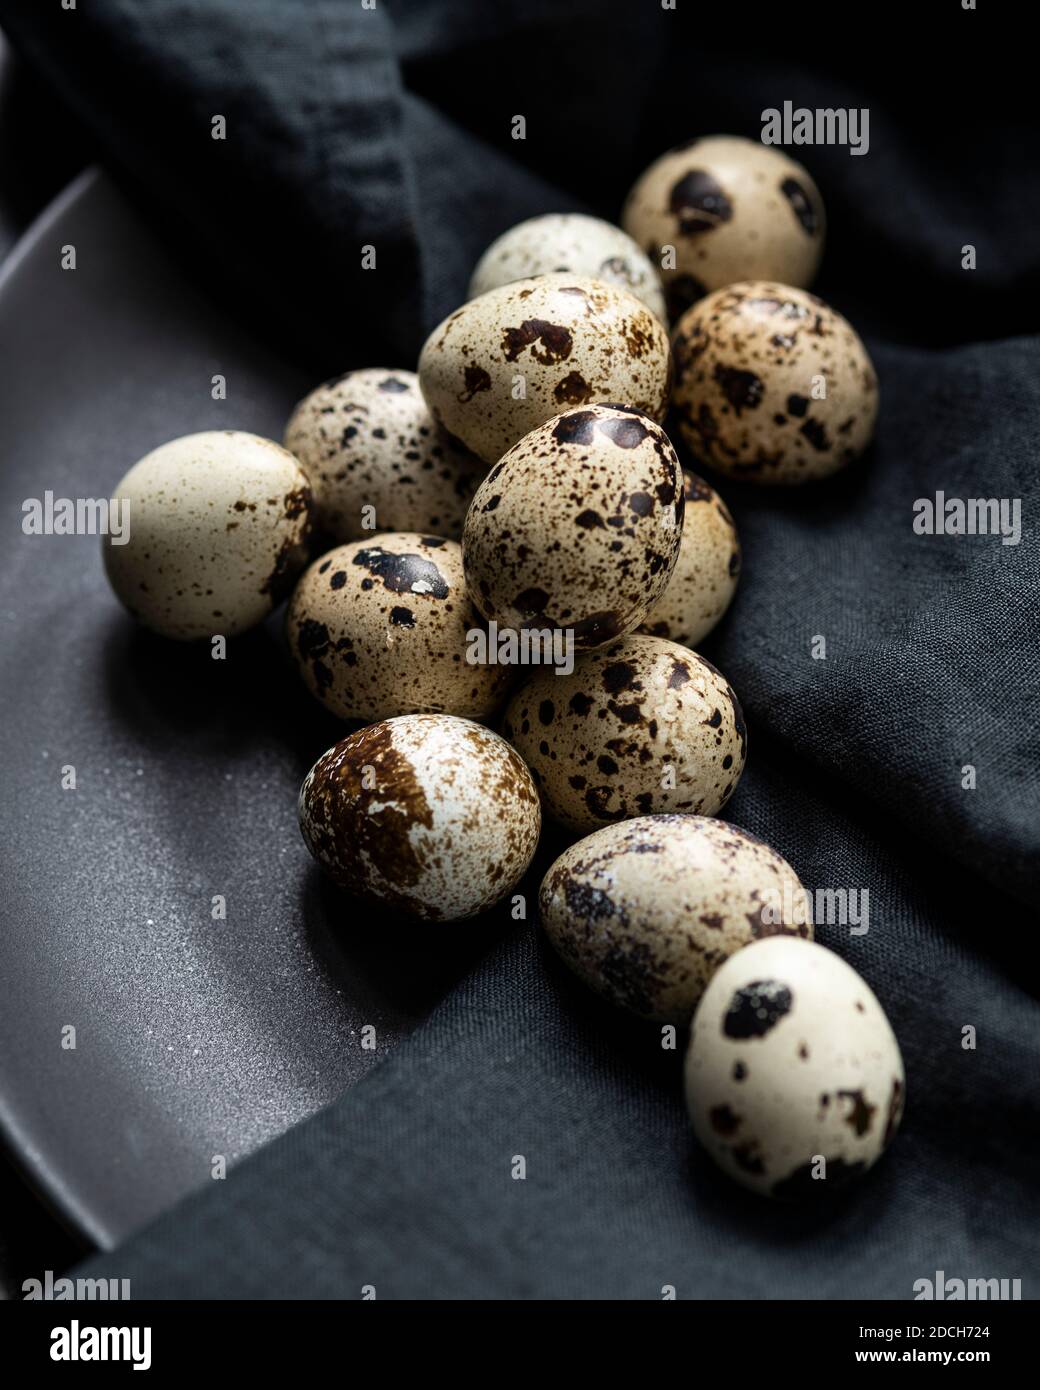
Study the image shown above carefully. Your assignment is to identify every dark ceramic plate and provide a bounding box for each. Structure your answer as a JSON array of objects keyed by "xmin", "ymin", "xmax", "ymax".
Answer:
[{"xmin": 0, "ymin": 170, "xmax": 485, "ymax": 1248}]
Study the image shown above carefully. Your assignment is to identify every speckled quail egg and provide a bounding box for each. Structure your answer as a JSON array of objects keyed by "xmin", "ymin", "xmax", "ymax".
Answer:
[
  {"xmin": 298, "ymin": 714, "xmax": 541, "ymax": 921},
  {"xmin": 639, "ymin": 471, "xmax": 739, "ymax": 647},
  {"xmin": 502, "ymin": 635, "xmax": 746, "ymax": 835},
  {"xmin": 418, "ymin": 274, "xmax": 672, "ymax": 465},
  {"xmin": 671, "ymin": 281, "xmax": 878, "ymax": 484},
  {"xmin": 622, "ymin": 135, "xmax": 825, "ymax": 321},
  {"xmin": 463, "ymin": 405, "xmax": 683, "ymax": 651},
  {"xmin": 283, "ymin": 368, "xmax": 484, "ymax": 541},
  {"xmin": 540, "ymin": 815, "xmax": 810, "ymax": 1023},
  {"xmin": 685, "ymin": 936, "xmax": 905, "ymax": 1199},
  {"xmin": 469, "ymin": 214, "xmax": 667, "ymax": 321},
  {"xmin": 103, "ymin": 430, "xmax": 311, "ymax": 641},
  {"xmin": 287, "ymin": 534, "xmax": 512, "ymax": 722}
]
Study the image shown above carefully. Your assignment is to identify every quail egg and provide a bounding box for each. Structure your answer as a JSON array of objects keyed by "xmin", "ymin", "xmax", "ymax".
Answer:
[
  {"xmin": 671, "ymin": 281, "xmax": 878, "ymax": 484},
  {"xmin": 298, "ymin": 714, "xmax": 541, "ymax": 921},
  {"xmin": 283, "ymin": 368, "xmax": 484, "ymax": 541},
  {"xmin": 418, "ymin": 274, "xmax": 672, "ymax": 465},
  {"xmin": 622, "ymin": 135, "xmax": 825, "ymax": 320},
  {"xmin": 685, "ymin": 936, "xmax": 905, "ymax": 1198},
  {"xmin": 103, "ymin": 430, "xmax": 311, "ymax": 640},
  {"xmin": 639, "ymin": 471, "xmax": 739, "ymax": 646},
  {"xmin": 502, "ymin": 635, "xmax": 746, "ymax": 834},
  {"xmin": 469, "ymin": 213, "xmax": 667, "ymax": 320},
  {"xmin": 287, "ymin": 533, "xmax": 512, "ymax": 722},
  {"xmin": 463, "ymin": 405, "xmax": 684, "ymax": 652},
  {"xmin": 540, "ymin": 815, "xmax": 810, "ymax": 1023}
]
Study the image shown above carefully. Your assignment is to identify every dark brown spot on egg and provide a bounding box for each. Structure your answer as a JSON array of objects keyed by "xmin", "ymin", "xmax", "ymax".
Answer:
[
  {"xmin": 598, "ymin": 415, "xmax": 649, "ymax": 449},
  {"xmin": 552, "ymin": 410, "xmax": 598, "ymax": 446},
  {"xmin": 352, "ymin": 546, "xmax": 449, "ymax": 598},
  {"xmin": 585, "ymin": 787, "xmax": 620, "ymax": 821},
  {"xmin": 731, "ymin": 1144, "xmax": 766, "ymax": 1177},
  {"xmin": 883, "ymin": 1078, "xmax": 904, "ymax": 1148},
  {"xmin": 458, "ymin": 365, "xmax": 491, "ymax": 402},
  {"xmin": 838, "ymin": 1089, "xmax": 876, "ymax": 1138},
  {"xmin": 723, "ymin": 980, "xmax": 792, "ymax": 1038},
  {"xmin": 669, "ymin": 169, "xmax": 732, "ymax": 235},
  {"xmin": 514, "ymin": 587, "xmax": 550, "ymax": 616},
  {"xmin": 602, "ymin": 661, "xmax": 638, "ymax": 694},
  {"xmin": 710, "ymin": 1105, "xmax": 741, "ymax": 1137},
  {"xmin": 553, "ymin": 371, "xmax": 592, "ymax": 404},
  {"xmin": 800, "ymin": 418, "xmax": 831, "ymax": 452},
  {"xmin": 780, "ymin": 177, "xmax": 819, "ymax": 235},
  {"xmin": 713, "ymin": 364, "xmax": 764, "ymax": 415},
  {"xmin": 501, "ymin": 319, "xmax": 573, "ymax": 365}
]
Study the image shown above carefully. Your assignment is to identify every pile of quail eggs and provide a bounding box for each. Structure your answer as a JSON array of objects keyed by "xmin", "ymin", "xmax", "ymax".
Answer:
[{"xmin": 103, "ymin": 135, "xmax": 901, "ymax": 1200}]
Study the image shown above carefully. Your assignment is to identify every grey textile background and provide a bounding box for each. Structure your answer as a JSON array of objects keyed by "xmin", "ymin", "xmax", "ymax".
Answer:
[{"xmin": 0, "ymin": 0, "xmax": 1036, "ymax": 1296}]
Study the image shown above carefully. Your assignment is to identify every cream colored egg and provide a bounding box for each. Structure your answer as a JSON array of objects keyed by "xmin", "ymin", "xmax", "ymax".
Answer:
[
  {"xmin": 671, "ymin": 281, "xmax": 878, "ymax": 484},
  {"xmin": 685, "ymin": 936, "xmax": 905, "ymax": 1198},
  {"xmin": 287, "ymin": 534, "xmax": 512, "ymax": 722},
  {"xmin": 469, "ymin": 213, "xmax": 667, "ymax": 320},
  {"xmin": 418, "ymin": 274, "xmax": 672, "ymax": 466},
  {"xmin": 463, "ymin": 405, "xmax": 683, "ymax": 652},
  {"xmin": 639, "ymin": 471, "xmax": 739, "ymax": 647},
  {"xmin": 102, "ymin": 430, "xmax": 312, "ymax": 640},
  {"xmin": 622, "ymin": 135, "xmax": 825, "ymax": 320},
  {"xmin": 540, "ymin": 815, "xmax": 811, "ymax": 1023},
  {"xmin": 298, "ymin": 714, "xmax": 541, "ymax": 921},
  {"xmin": 283, "ymin": 368, "xmax": 484, "ymax": 541},
  {"xmin": 502, "ymin": 635, "xmax": 746, "ymax": 834}
]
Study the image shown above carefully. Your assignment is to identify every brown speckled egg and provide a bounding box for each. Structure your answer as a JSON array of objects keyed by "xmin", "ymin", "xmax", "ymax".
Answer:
[
  {"xmin": 671, "ymin": 282, "xmax": 878, "ymax": 485},
  {"xmin": 469, "ymin": 214, "xmax": 667, "ymax": 321},
  {"xmin": 287, "ymin": 534, "xmax": 512, "ymax": 722},
  {"xmin": 463, "ymin": 405, "xmax": 683, "ymax": 652},
  {"xmin": 283, "ymin": 368, "xmax": 484, "ymax": 541},
  {"xmin": 622, "ymin": 135, "xmax": 825, "ymax": 321},
  {"xmin": 299, "ymin": 714, "xmax": 541, "ymax": 921},
  {"xmin": 639, "ymin": 471, "xmax": 739, "ymax": 647},
  {"xmin": 502, "ymin": 635, "xmax": 746, "ymax": 834},
  {"xmin": 417, "ymin": 274, "xmax": 672, "ymax": 465},
  {"xmin": 103, "ymin": 431, "xmax": 311, "ymax": 641},
  {"xmin": 540, "ymin": 815, "xmax": 811, "ymax": 1023},
  {"xmin": 685, "ymin": 936, "xmax": 905, "ymax": 1198}
]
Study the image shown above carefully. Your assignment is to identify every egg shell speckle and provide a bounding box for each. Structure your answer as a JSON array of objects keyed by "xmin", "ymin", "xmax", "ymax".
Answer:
[
  {"xmin": 622, "ymin": 135, "xmax": 825, "ymax": 321},
  {"xmin": 283, "ymin": 368, "xmax": 484, "ymax": 541},
  {"xmin": 639, "ymin": 470, "xmax": 739, "ymax": 647},
  {"xmin": 287, "ymin": 533, "xmax": 512, "ymax": 722},
  {"xmin": 418, "ymin": 273, "xmax": 672, "ymax": 466},
  {"xmin": 469, "ymin": 213, "xmax": 667, "ymax": 321},
  {"xmin": 298, "ymin": 714, "xmax": 541, "ymax": 921},
  {"xmin": 540, "ymin": 814, "xmax": 811, "ymax": 1023},
  {"xmin": 502, "ymin": 634, "xmax": 746, "ymax": 835},
  {"xmin": 685, "ymin": 936, "xmax": 905, "ymax": 1198},
  {"xmin": 671, "ymin": 280, "xmax": 878, "ymax": 485},
  {"xmin": 463, "ymin": 404, "xmax": 684, "ymax": 651},
  {"xmin": 102, "ymin": 430, "xmax": 312, "ymax": 641}
]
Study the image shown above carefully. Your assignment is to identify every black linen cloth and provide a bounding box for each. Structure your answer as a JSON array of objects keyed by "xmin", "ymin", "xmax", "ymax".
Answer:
[{"xmin": 1, "ymin": 0, "xmax": 1038, "ymax": 1297}]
